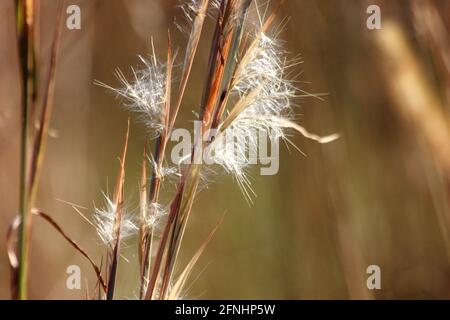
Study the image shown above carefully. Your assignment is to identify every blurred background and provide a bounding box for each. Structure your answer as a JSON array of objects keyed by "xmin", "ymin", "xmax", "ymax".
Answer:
[{"xmin": 1, "ymin": 0, "xmax": 450, "ymax": 299}]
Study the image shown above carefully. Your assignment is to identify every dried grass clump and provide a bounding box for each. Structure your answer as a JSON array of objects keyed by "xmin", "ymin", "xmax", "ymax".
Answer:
[{"xmin": 8, "ymin": 0, "xmax": 337, "ymax": 300}]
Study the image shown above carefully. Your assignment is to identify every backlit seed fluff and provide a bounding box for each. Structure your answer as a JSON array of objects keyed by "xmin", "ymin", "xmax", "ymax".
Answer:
[{"xmin": 93, "ymin": 194, "xmax": 138, "ymax": 246}]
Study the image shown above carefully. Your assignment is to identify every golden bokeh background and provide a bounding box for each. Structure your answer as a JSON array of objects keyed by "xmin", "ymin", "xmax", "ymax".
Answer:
[{"xmin": 1, "ymin": 0, "xmax": 450, "ymax": 299}]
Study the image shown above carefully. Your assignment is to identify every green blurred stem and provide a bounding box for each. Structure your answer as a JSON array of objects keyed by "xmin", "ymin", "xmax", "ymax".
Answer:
[{"xmin": 15, "ymin": 0, "xmax": 35, "ymax": 300}]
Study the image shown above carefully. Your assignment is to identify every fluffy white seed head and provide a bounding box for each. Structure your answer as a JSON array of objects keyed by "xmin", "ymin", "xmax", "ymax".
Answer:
[
  {"xmin": 204, "ymin": 126, "xmax": 254, "ymax": 202},
  {"xmin": 94, "ymin": 193, "xmax": 138, "ymax": 246},
  {"xmin": 144, "ymin": 202, "xmax": 167, "ymax": 229},
  {"xmin": 148, "ymin": 154, "xmax": 181, "ymax": 181},
  {"xmin": 178, "ymin": 0, "xmax": 203, "ymax": 24},
  {"xmin": 98, "ymin": 55, "xmax": 167, "ymax": 137},
  {"xmin": 232, "ymin": 33, "xmax": 298, "ymax": 123},
  {"xmin": 210, "ymin": 28, "xmax": 300, "ymax": 201},
  {"xmin": 176, "ymin": 0, "xmax": 209, "ymax": 35}
]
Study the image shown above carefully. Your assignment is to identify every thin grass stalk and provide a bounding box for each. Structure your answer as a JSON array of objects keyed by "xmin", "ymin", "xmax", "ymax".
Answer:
[
  {"xmin": 13, "ymin": 0, "xmax": 63, "ymax": 300},
  {"xmin": 211, "ymin": 0, "xmax": 251, "ymax": 129},
  {"xmin": 15, "ymin": 0, "xmax": 36, "ymax": 300},
  {"xmin": 144, "ymin": 179, "xmax": 186, "ymax": 300},
  {"xmin": 146, "ymin": 33, "xmax": 173, "ymax": 208},
  {"xmin": 28, "ymin": 1, "xmax": 63, "ymax": 203},
  {"xmin": 152, "ymin": 33, "xmax": 173, "ymax": 200},
  {"xmin": 159, "ymin": 165, "xmax": 201, "ymax": 298},
  {"xmin": 139, "ymin": 35, "xmax": 174, "ymax": 297},
  {"xmin": 106, "ymin": 120, "xmax": 130, "ymax": 300},
  {"xmin": 138, "ymin": 146, "xmax": 148, "ymax": 298},
  {"xmin": 198, "ymin": 0, "xmax": 232, "ymax": 131},
  {"xmin": 168, "ymin": 0, "xmax": 209, "ymax": 133}
]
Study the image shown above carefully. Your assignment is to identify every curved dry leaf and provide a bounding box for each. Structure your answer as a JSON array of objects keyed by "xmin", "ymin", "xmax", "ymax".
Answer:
[{"xmin": 32, "ymin": 209, "xmax": 107, "ymax": 293}]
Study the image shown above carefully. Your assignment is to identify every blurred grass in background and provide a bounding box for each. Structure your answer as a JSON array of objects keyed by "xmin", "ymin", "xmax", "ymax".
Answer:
[{"xmin": 0, "ymin": 0, "xmax": 449, "ymax": 299}]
